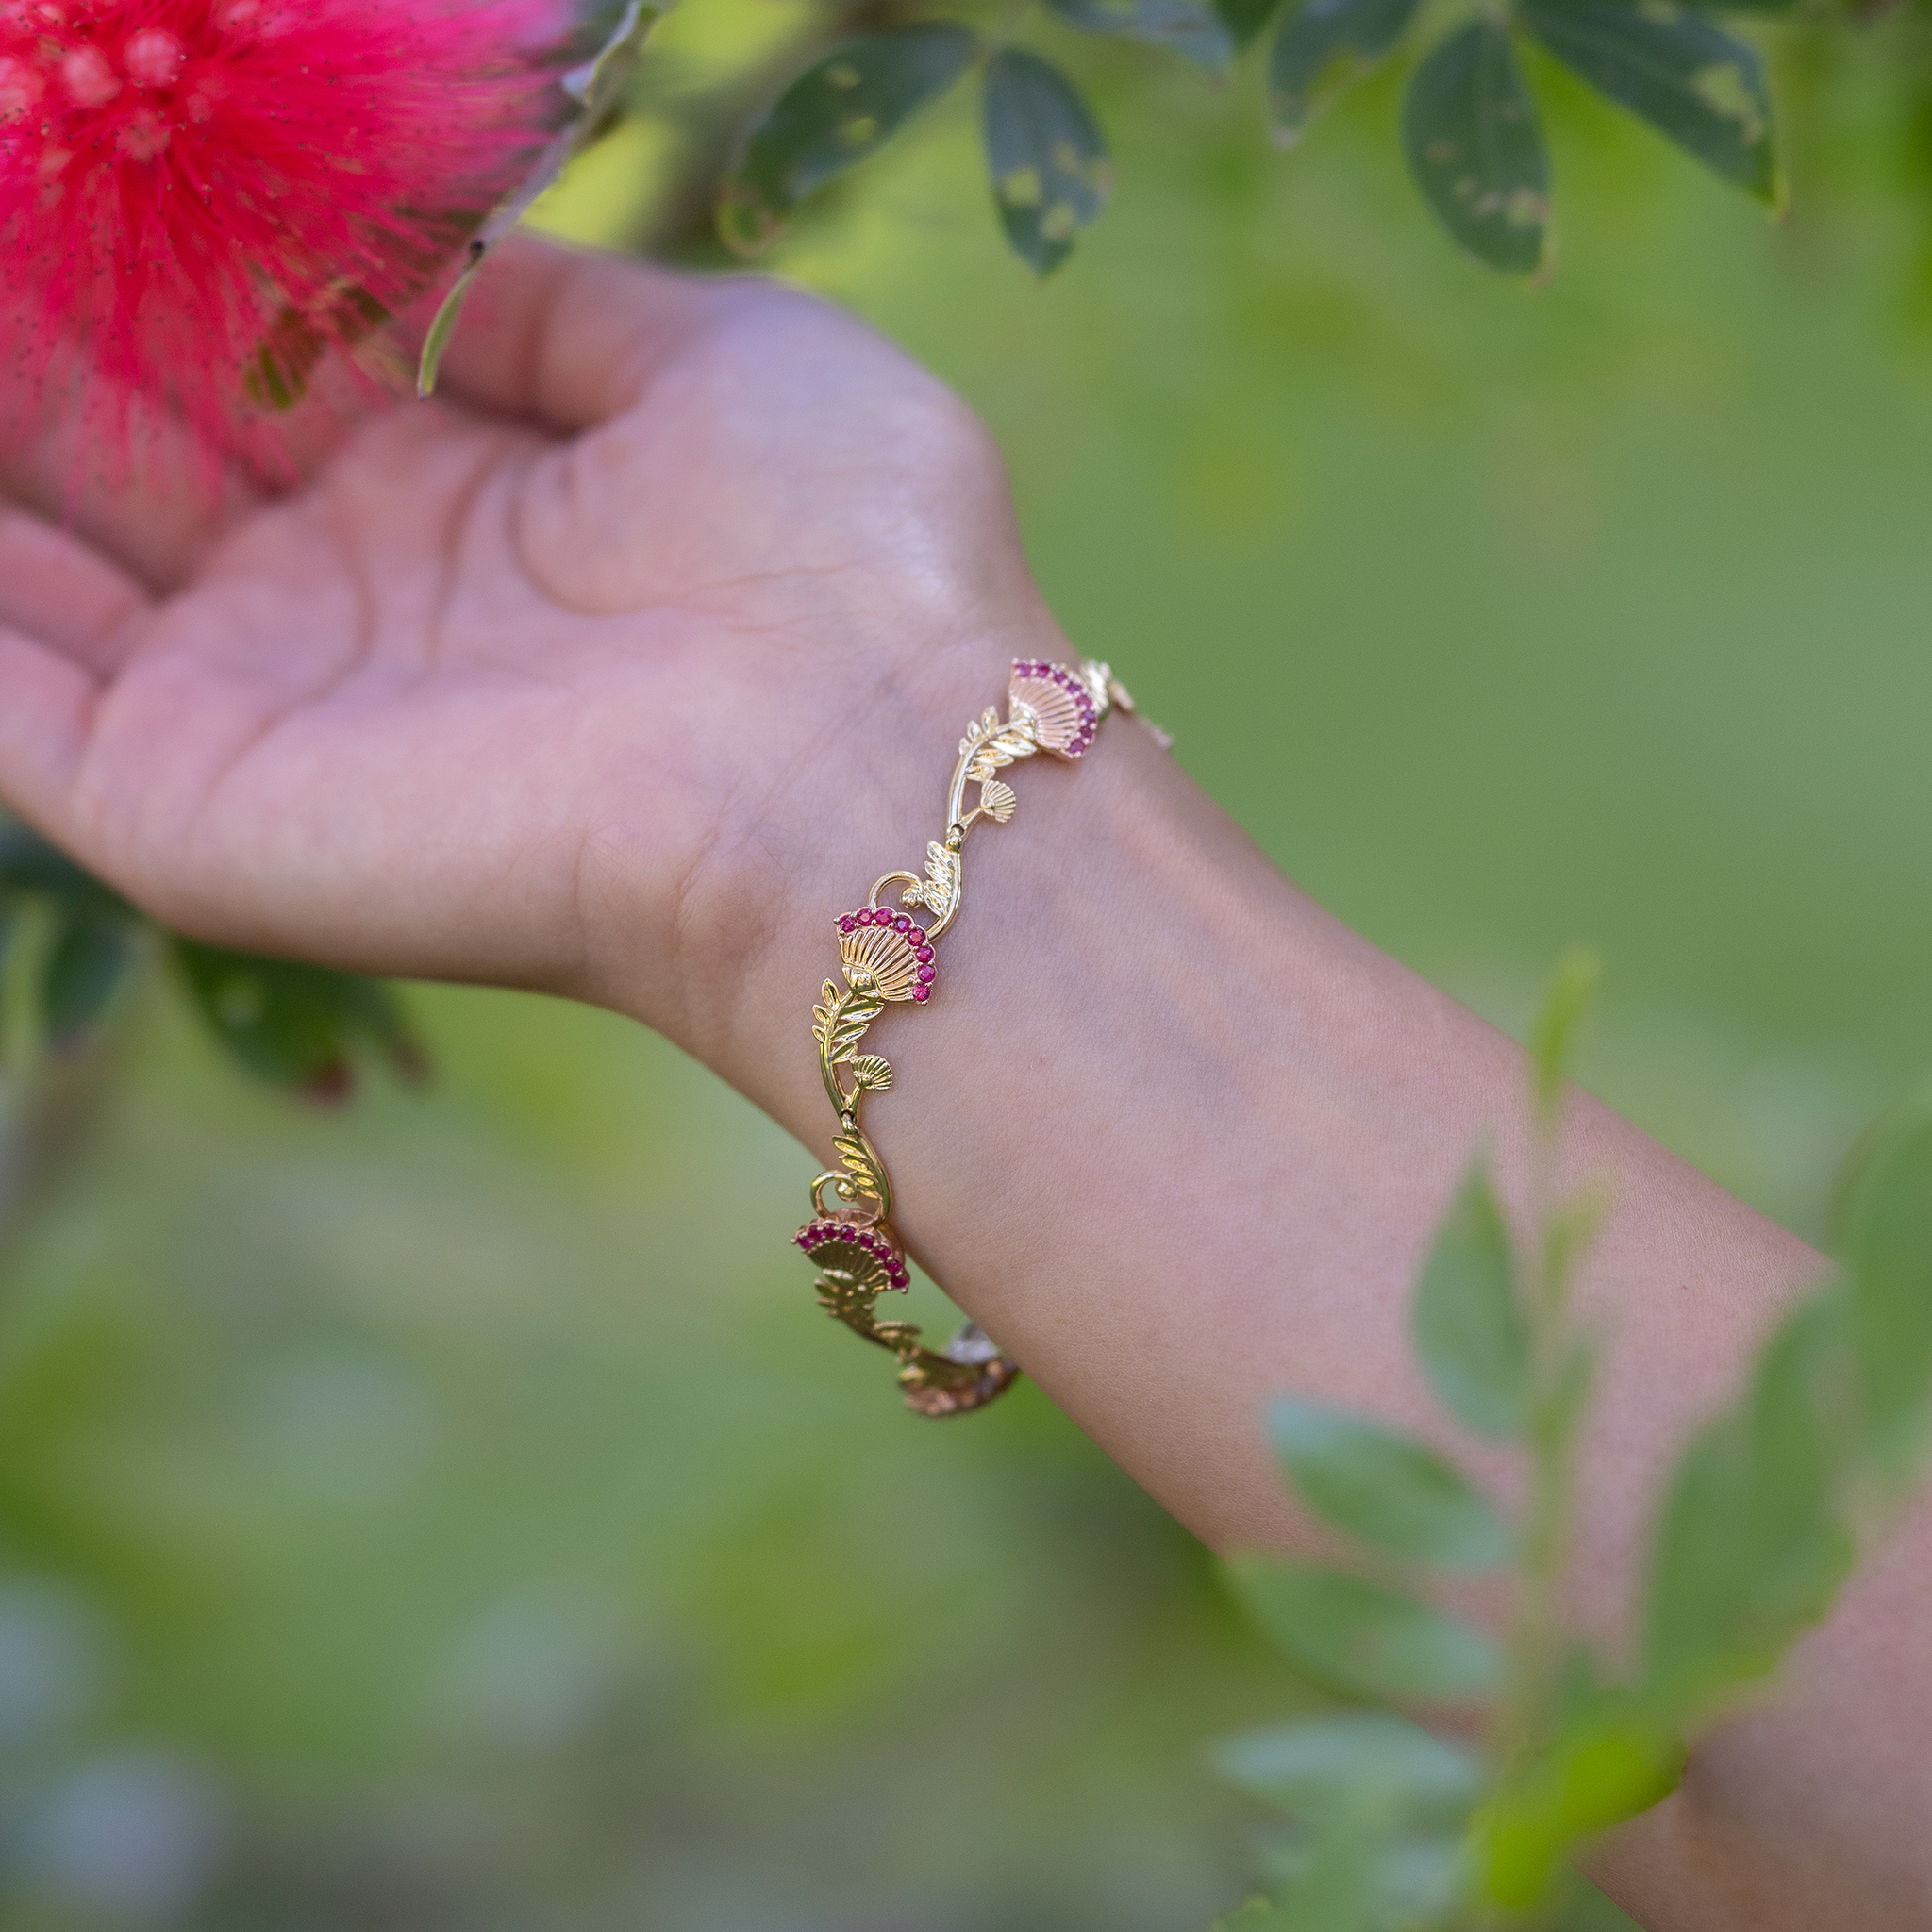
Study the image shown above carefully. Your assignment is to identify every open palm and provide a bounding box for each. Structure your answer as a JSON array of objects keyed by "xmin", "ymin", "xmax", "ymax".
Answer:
[{"xmin": 0, "ymin": 238, "xmax": 1056, "ymax": 1037}]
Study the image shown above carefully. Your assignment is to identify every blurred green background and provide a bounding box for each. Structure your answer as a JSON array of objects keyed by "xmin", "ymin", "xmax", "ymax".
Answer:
[{"xmin": 0, "ymin": 15, "xmax": 1928, "ymax": 1929}]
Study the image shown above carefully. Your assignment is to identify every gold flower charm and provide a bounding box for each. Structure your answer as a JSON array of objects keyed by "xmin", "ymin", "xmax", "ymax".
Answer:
[
  {"xmin": 835, "ymin": 906, "xmax": 938, "ymax": 1004},
  {"xmin": 1008, "ymin": 659, "xmax": 1102, "ymax": 758}
]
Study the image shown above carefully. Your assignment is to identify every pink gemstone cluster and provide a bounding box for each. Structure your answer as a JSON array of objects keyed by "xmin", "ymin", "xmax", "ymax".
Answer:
[
  {"xmin": 794, "ymin": 1221, "xmax": 912, "ymax": 1291},
  {"xmin": 835, "ymin": 906, "xmax": 937, "ymax": 1001},
  {"xmin": 1013, "ymin": 659, "xmax": 1100, "ymax": 757}
]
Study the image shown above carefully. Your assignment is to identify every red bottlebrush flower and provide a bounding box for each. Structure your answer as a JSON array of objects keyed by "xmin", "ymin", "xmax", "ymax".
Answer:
[{"xmin": 0, "ymin": 0, "xmax": 565, "ymax": 469}]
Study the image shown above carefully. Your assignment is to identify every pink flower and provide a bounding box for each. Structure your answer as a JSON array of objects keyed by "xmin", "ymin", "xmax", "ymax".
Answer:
[{"xmin": 0, "ymin": 0, "xmax": 564, "ymax": 469}]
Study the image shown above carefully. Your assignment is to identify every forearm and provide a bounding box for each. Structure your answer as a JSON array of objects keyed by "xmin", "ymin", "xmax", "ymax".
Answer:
[{"xmin": 600, "ymin": 634, "xmax": 1929, "ymax": 1928}]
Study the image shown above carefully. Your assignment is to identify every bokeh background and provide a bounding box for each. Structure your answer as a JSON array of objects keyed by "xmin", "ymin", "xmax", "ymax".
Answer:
[{"xmin": 0, "ymin": 14, "xmax": 1927, "ymax": 1928}]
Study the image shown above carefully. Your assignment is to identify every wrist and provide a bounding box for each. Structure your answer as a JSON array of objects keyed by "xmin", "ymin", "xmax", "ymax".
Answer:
[
  {"xmin": 597, "ymin": 611, "xmax": 1071, "ymax": 1064},
  {"xmin": 626, "ymin": 627, "xmax": 1324, "ymax": 1453}
]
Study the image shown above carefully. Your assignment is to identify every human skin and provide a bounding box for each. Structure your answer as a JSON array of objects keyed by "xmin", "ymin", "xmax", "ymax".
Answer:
[{"xmin": 0, "ymin": 235, "xmax": 1924, "ymax": 1927}]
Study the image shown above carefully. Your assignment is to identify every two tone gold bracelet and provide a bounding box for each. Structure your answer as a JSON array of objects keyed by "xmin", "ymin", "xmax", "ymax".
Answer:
[{"xmin": 792, "ymin": 656, "xmax": 1161, "ymax": 1418}]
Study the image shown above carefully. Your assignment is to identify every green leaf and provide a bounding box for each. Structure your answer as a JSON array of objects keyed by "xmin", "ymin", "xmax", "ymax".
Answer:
[
  {"xmin": 1836, "ymin": 1102, "xmax": 1932, "ymax": 1477},
  {"xmin": 1257, "ymin": 1813, "xmax": 1463, "ymax": 1931},
  {"xmin": 1470, "ymin": 1702, "xmax": 1685, "ymax": 1911},
  {"xmin": 1528, "ymin": 945, "xmax": 1599, "ymax": 1120},
  {"xmin": 1225, "ymin": 1554, "xmax": 1503, "ymax": 1702},
  {"xmin": 1269, "ymin": 1397, "xmax": 1510, "ymax": 1570},
  {"xmin": 1263, "ymin": 1808, "xmax": 1382, "ymax": 1932},
  {"xmin": 0, "ymin": 824, "xmax": 131, "ymax": 920},
  {"xmin": 1402, "ymin": 24, "xmax": 1549, "ymax": 276},
  {"xmin": 171, "ymin": 942, "xmax": 426, "ymax": 1101},
  {"xmin": 982, "ymin": 50, "xmax": 1113, "ymax": 278},
  {"xmin": 1412, "ymin": 1166, "xmax": 1527, "ymax": 1440},
  {"xmin": 1641, "ymin": 1290, "xmax": 1858, "ymax": 1718},
  {"xmin": 41, "ymin": 910, "xmax": 134, "ymax": 1051},
  {"xmin": 1044, "ymin": 0, "xmax": 1234, "ymax": 71},
  {"xmin": 719, "ymin": 25, "xmax": 979, "ymax": 253},
  {"xmin": 1208, "ymin": 1900, "xmax": 1279, "ymax": 1932},
  {"xmin": 1212, "ymin": 1713, "xmax": 1479, "ymax": 1822},
  {"xmin": 1268, "ymin": 0, "xmax": 1424, "ymax": 142},
  {"xmin": 418, "ymin": 0, "xmax": 664, "ymax": 398},
  {"xmin": 1517, "ymin": 0, "xmax": 1777, "ymax": 206},
  {"xmin": 1217, "ymin": 0, "xmax": 1285, "ymax": 50}
]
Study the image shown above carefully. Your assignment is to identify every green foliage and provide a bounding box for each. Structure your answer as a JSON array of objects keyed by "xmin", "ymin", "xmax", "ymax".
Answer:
[
  {"xmin": 1641, "ymin": 1291, "xmax": 1858, "ymax": 1714},
  {"xmin": 719, "ymin": 25, "xmax": 980, "ymax": 252},
  {"xmin": 0, "ymin": 821, "xmax": 421, "ymax": 1101},
  {"xmin": 1838, "ymin": 1101, "xmax": 1932, "ymax": 1479},
  {"xmin": 691, "ymin": 0, "xmax": 1802, "ymax": 280},
  {"xmin": 1046, "ymin": 0, "xmax": 1234, "ymax": 70},
  {"xmin": 1213, "ymin": 1712, "xmax": 1479, "ymax": 1820},
  {"xmin": 0, "ymin": 822, "xmax": 139, "ymax": 1052},
  {"xmin": 1402, "ymin": 25, "xmax": 1550, "ymax": 275},
  {"xmin": 171, "ymin": 942, "xmax": 427, "ymax": 1101},
  {"xmin": 983, "ymin": 50, "xmax": 1113, "ymax": 276},
  {"xmin": 1528, "ymin": 947, "xmax": 1599, "ymax": 1122},
  {"xmin": 418, "ymin": 0, "xmax": 661, "ymax": 398},
  {"xmin": 1269, "ymin": 1397, "xmax": 1511, "ymax": 1570},
  {"xmin": 1518, "ymin": 0, "xmax": 1779, "ymax": 206},
  {"xmin": 1225, "ymin": 1555, "xmax": 1503, "ymax": 1702},
  {"xmin": 1268, "ymin": 0, "xmax": 1423, "ymax": 143},
  {"xmin": 1216, "ymin": 957, "xmax": 1932, "ymax": 1927},
  {"xmin": 1412, "ymin": 1168, "xmax": 1528, "ymax": 1441},
  {"xmin": 1470, "ymin": 1702, "xmax": 1684, "ymax": 1910},
  {"xmin": 40, "ymin": 909, "xmax": 136, "ymax": 1052}
]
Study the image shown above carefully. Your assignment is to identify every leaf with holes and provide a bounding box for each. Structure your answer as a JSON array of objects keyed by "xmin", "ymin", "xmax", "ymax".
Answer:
[
  {"xmin": 719, "ymin": 25, "xmax": 979, "ymax": 253},
  {"xmin": 983, "ymin": 50, "xmax": 1112, "ymax": 276},
  {"xmin": 1519, "ymin": 0, "xmax": 1777, "ymax": 206},
  {"xmin": 1270, "ymin": 0, "xmax": 1424, "ymax": 142},
  {"xmin": 1046, "ymin": 0, "xmax": 1234, "ymax": 69},
  {"xmin": 1402, "ymin": 24, "xmax": 1549, "ymax": 275}
]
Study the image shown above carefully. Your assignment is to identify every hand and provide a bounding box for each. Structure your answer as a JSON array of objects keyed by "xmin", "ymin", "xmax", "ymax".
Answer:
[{"xmin": 0, "ymin": 236, "xmax": 1061, "ymax": 1040}]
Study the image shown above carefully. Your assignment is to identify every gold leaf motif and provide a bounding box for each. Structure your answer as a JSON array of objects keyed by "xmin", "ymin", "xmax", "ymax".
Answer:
[
  {"xmin": 979, "ymin": 778, "xmax": 1017, "ymax": 824},
  {"xmin": 833, "ymin": 1124, "xmax": 889, "ymax": 1206},
  {"xmin": 850, "ymin": 1055, "xmax": 893, "ymax": 1091},
  {"xmin": 813, "ymin": 981, "xmax": 882, "ymax": 1065},
  {"xmin": 922, "ymin": 840, "xmax": 958, "ymax": 917},
  {"xmin": 963, "ymin": 722, "xmax": 1038, "ymax": 786}
]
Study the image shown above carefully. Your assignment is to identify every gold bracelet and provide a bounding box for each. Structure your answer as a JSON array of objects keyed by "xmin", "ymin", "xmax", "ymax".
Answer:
[{"xmin": 793, "ymin": 656, "xmax": 1162, "ymax": 1418}]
